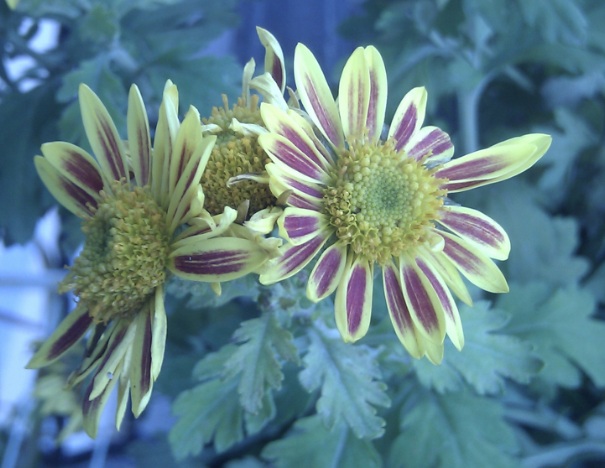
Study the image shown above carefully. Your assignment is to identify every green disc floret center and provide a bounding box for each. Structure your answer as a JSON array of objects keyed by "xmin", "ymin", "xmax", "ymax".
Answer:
[
  {"xmin": 323, "ymin": 141, "xmax": 445, "ymax": 264},
  {"xmin": 60, "ymin": 182, "xmax": 170, "ymax": 323}
]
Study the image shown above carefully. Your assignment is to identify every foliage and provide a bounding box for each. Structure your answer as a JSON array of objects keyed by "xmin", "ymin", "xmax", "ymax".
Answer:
[{"xmin": 8, "ymin": 0, "xmax": 605, "ymax": 466}]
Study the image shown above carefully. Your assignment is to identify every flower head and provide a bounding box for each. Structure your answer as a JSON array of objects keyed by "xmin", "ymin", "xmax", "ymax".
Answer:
[
  {"xmin": 28, "ymin": 81, "xmax": 278, "ymax": 436},
  {"xmin": 200, "ymin": 27, "xmax": 290, "ymax": 233},
  {"xmin": 259, "ymin": 44, "xmax": 551, "ymax": 363}
]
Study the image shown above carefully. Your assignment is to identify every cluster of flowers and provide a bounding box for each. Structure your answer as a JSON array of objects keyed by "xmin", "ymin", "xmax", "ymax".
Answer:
[{"xmin": 28, "ymin": 28, "xmax": 551, "ymax": 436}]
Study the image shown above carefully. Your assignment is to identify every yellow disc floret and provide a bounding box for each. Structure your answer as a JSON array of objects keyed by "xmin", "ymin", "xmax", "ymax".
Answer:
[
  {"xmin": 323, "ymin": 140, "xmax": 445, "ymax": 265},
  {"xmin": 201, "ymin": 94, "xmax": 274, "ymax": 216},
  {"xmin": 60, "ymin": 181, "xmax": 170, "ymax": 323}
]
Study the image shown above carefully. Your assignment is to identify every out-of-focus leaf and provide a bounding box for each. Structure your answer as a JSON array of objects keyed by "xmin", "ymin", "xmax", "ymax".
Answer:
[
  {"xmin": 223, "ymin": 313, "xmax": 299, "ymax": 413},
  {"xmin": 298, "ymin": 325, "xmax": 390, "ymax": 439},
  {"xmin": 0, "ymin": 85, "xmax": 60, "ymax": 244},
  {"xmin": 516, "ymin": 0, "xmax": 588, "ymax": 45},
  {"xmin": 389, "ymin": 387, "xmax": 518, "ymax": 468},
  {"xmin": 413, "ymin": 302, "xmax": 542, "ymax": 394},
  {"xmin": 262, "ymin": 416, "xmax": 381, "ymax": 468},
  {"xmin": 169, "ymin": 376, "xmax": 244, "ymax": 460},
  {"xmin": 499, "ymin": 282, "xmax": 605, "ymax": 388}
]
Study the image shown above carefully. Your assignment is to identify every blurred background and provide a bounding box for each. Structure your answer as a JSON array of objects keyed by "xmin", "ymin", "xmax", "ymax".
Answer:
[{"xmin": 1, "ymin": 0, "xmax": 605, "ymax": 466}]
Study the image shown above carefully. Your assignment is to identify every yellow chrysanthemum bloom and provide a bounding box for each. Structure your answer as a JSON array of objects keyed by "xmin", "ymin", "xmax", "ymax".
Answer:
[
  {"xmin": 28, "ymin": 81, "xmax": 278, "ymax": 437},
  {"xmin": 259, "ymin": 44, "xmax": 551, "ymax": 364},
  {"xmin": 201, "ymin": 27, "xmax": 292, "ymax": 234}
]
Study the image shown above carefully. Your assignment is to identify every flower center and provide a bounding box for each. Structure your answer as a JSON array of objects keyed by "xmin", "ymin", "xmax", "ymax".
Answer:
[
  {"xmin": 201, "ymin": 94, "xmax": 275, "ymax": 217},
  {"xmin": 323, "ymin": 140, "xmax": 446, "ymax": 264},
  {"xmin": 60, "ymin": 181, "xmax": 171, "ymax": 323}
]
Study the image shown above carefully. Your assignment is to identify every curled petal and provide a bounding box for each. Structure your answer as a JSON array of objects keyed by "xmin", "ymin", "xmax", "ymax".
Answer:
[
  {"xmin": 27, "ymin": 305, "xmax": 92, "ymax": 368},
  {"xmin": 335, "ymin": 257, "xmax": 373, "ymax": 342},
  {"xmin": 259, "ymin": 232, "xmax": 329, "ymax": 284},
  {"xmin": 277, "ymin": 207, "xmax": 326, "ymax": 245},
  {"xmin": 127, "ymin": 85, "xmax": 152, "ymax": 187},
  {"xmin": 382, "ymin": 262, "xmax": 423, "ymax": 358},
  {"xmin": 405, "ymin": 126, "xmax": 454, "ymax": 164},
  {"xmin": 79, "ymin": 84, "xmax": 128, "ymax": 183},
  {"xmin": 257, "ymin": 26, "xmax": 286, "ymax": 93},
  {"xmin": 34, "ymin": 156, "xmax": 99, "ymax": 218},
  {"xmin": 439, "ymin": 206, "xmax": 510, "ymax": 260},
  {"xmin": 307, "ymin": 242, "xmax": 347, "ymax": 302},
  {"xmin": 436, "ymin": 134, "xmax": 552, "ymax": 192},
  {"xmin": 440, "ymin": 231, "xmax": 509, "ymax": 293},
  {"xmin": 388, "ymin": 87, "xmax": 427, "ymax": 151},
  {"xmin": 294, "ymin": 43, "xmax": 344, "ymax": 148},
  {"xmin": 170, "ymin": 237, "xmax": 274, "ymax": 282}
]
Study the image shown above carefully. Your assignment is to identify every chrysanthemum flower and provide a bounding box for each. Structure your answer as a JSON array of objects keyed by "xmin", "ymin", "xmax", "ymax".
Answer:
[
  {"xmin": 258, "ymin": 44, "xmax": 551, "ymax": 363},
  {"xmin": 200, "ymin": 27, "xmax": 291, "ymax": 234},
  {"xmin": 27, "ymin": 81, "xmax": 278, "ymax": 436}
]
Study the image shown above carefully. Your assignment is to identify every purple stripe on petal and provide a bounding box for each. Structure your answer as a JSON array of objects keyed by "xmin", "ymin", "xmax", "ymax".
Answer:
[
  {"xmin": 48, "ymin": 311, "xmax": 93, "ymax": 361},
  {"xmin": 302, "ymin": 74, "xmax": 340, "ymax": 145},
  {"xmin": 345, "ymin": 263, "xmax": 367, "ymax": 335},
  {"xmin": 137, "ymin": 313, "xmax": 153, "ymax": 397},
  {"xmin": 440, "ymin": 210, "xmax": 506, "ymax": 250},
  {"xmin": 402, "ymin": 264, "xmax": 439, "ymax": 332},
  {"xmin": 288, "ymin": 193, "xmax": 319, "ymax": 210},
  {"xmin": 280, "ymin": 235, "xmax": 325, "ymax": 276},
  {"xmin": 63, "ymin": 152, "xmax": 104, "ymax": 193},
  {"xmin": 311, "ymin": 246, "xmax": 343, "ymax": 298},
  {"xmin": 285, "ymin": 177, "xmax": 324, "ymax": 199},
  {"xmin": 273, "ymin": 140, "xmax": 323, "ymax": 180},
  {"xmin": 99, "ymin": 120, "xmax": 127, "ymax": 181},
  {"xmin": 435, "ymin": 156, "xmax": 507, "ymax": 183},
  {"xmin": 279, "ymin": 125, "xmax": 326, "ymax": 170},
  {"xmin": 442, "ymin": 236, "xmax": 481, "ymax": 274},
  {"xmin": 366, "ymin": 69, "xmax": 379, "ymax": 138},
  {"xmin": 63, "ymin": 180, "xmax": 98, "ymax": 215},
  {"xmin": 272, "ymin": 59, "xmax": 284, "ymax": 91},
  {"xmin": 283, "ymin": 214, "xmax": 320, "ymax": 241},
  {"xmin": 416, "ymin": 259, "xmax": 455, "ymax": 322},
  {"xmin": 392, "ymin": 105, "xmax": 418, "ymax": 151},
  {"xmin": 407, "ymin": 128, "xmax": 453, "ymax": 161},
  {"xmin": 174, "ymin": 249, "xmax": 251, "ymax": 276},
  {"xmin": 383, "ymin": 266, "xmax": 413, "ymax": 330}
]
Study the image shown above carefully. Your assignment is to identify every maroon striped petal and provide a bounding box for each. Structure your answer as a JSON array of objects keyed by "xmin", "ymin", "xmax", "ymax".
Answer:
[
  {"xmin": 82, "ymin": 360, "xmax": 123, "ymax": 438},
  {"xmin": 436, "ymin": 134, "xmax": 551, "ymax": 192},
  {"xmin": 170, "ymin": 237, "xmax": 273, "ymax": 282},
  {"xmin": 79, "ymin": 84, "xmax": 128, "ymax": 182},
  {"xmin": 339, "ymin": 47, "xmax": 371, "ymax": 140},
  {"xmin": 405, "ymin": 126, "xmax": 454, "ymax": 164},
  {"xmin": 439, "ymin": 206, "xmax": 510, "ymax": 260},
  {"xmin": 388, "ymin": 87, "xmax": 427, "ymax": 151},
  {"xmin": 400, "ymin": 258, "xmax": 446, "ymax": 344},
  {"xmin": 259, "ymin": 233, "xmax": 329, "ymax": 284},
  {"xmin": 278, "ymin": 207, "xmax": 325, "ymax": 245},
  {"xmin": 363, "ymin": 46, "xmax": 388, "ymax": 142},
  {"xmin": 150, "ymin": 287, "xmax": 167, "ymax": 380},
  {"xmin": 334, "ymin": 257, "xmax": 373, "ymax": 342},
  {"xmin": 440, "ymin": 231, "xmax": 509, "ymax": 293},
  {"xmin": 382, "ymin": 262, "xmax": 423, "ymax": 358},
  {"xmin": 307, "ymin": 242, "xmax": 347, "ymax": 301},
  {"xmin": 266, "ymin": 163, "xmax": 325, "ymax": 205},
  {"xmin": 41, "ymin": 142, "xmax": 104, "ymax": 196},
  {"xmin": 26, "ymin": 305, "xmax": 92, "ymax": 369},
  {"xmin": 34, "ymin": 156, "xmax": 99, "ymax": 218},
  {"xmin": 415, "ymin": 255, "xmax": 464, "ymax": 350},
  {"xmin": 129, "ymin": 306, "xmax": 154, "ymax": 417},
  {"xmin": 127, "ymin": 85, "xmax": 151, "ymax": 187},
  {"xmin": 294, "ymin": 43, "xmax": 344, "ymax": 148}
]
